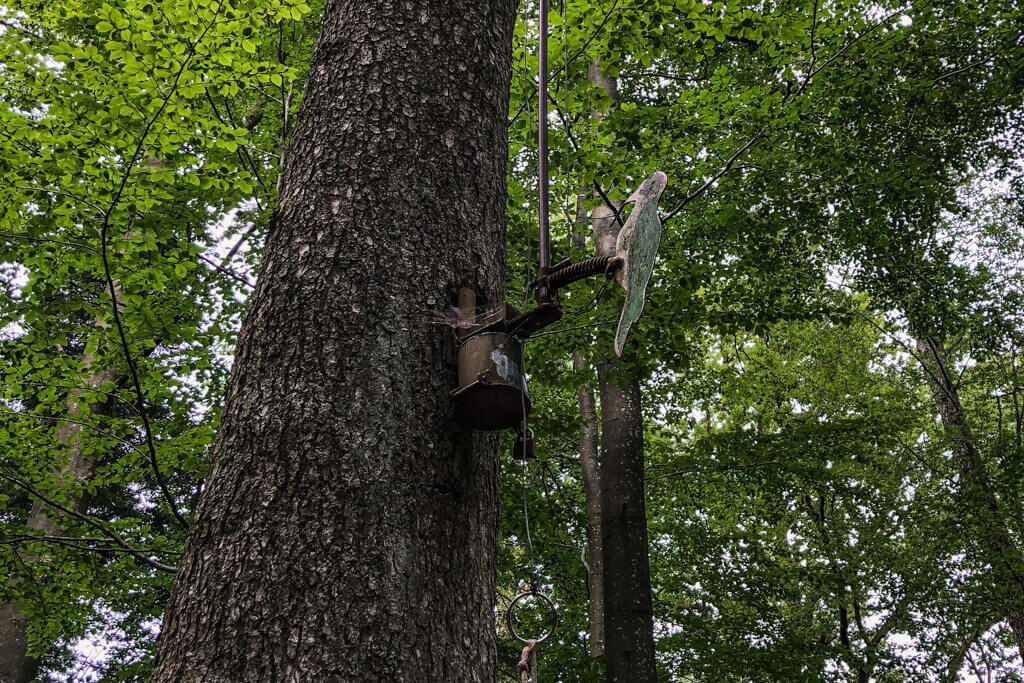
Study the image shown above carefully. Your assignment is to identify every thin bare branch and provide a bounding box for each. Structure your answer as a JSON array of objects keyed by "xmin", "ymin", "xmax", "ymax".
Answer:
[
  {"xmin": 0, "ymin": 472, "xmax": 178, "ymax": 573},
  {"xmin": 94, "ymin": 0, "xmax": 229, "ymax": 530}
]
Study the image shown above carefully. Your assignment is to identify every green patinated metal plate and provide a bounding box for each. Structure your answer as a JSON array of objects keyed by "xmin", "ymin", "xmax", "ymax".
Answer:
[{"xmin": 614, "ymin": 171, "xmax": 667, "ymax": 357}]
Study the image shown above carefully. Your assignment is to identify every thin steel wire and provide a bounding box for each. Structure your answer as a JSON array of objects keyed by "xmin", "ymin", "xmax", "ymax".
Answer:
[{"xmin": 519, "ymin": 350, "xmax": 536, "ymax": 579}]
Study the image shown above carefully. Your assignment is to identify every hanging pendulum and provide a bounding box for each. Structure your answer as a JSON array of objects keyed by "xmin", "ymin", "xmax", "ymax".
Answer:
[{"xmin": 513, "ymin": 424, "xmax": 535, "ymax": 460}]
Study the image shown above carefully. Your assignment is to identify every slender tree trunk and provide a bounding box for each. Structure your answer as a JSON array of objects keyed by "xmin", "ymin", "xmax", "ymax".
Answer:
[
  {"xmin": 944, "ymin": 626, "xmax": 983, "ymax": 682},
  {"xmin": 0, "ymin": 345, "xmax": 119, "ymax": 683},
  {"xmin": 591, "ymin": 163, "xmax": 657, "ymax": 681},
  {"xmin": 597, "ymin": 358, "xmax": 656, "ymax": 681},
  {"xmin": 572, "ymin": 190, "xmax": 605, "ymax": 660},
  {"xmin": 151, "ymin": 1, "xmax": 515, "ymax": 679},
  {"xmin": 804, "ymin": 493, "xmax": 883, "ymax": 683},
  {"xmin": 574, "ymin": 350, "xmax": 604, "ymax": 658},
  {"xmin": 0, "ymin": 602, "xmax": 34, "ymax": 683},
  {"xmin": 916, "ymin": 336, "xmax": 1024, "ymax": 657}
]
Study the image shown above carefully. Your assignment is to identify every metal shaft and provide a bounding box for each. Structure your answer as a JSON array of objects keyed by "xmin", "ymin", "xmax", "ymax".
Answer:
[
  {"xmin": 457, "ymin": 286, "xmax": 476, "ymax": 338},
  {"xmin": 547, "ymin": 256, "xmax": 615, "ymax": 290},
  {"xmin": 537, "ymin": 0, "xmax": 550, "ymax": 274}
]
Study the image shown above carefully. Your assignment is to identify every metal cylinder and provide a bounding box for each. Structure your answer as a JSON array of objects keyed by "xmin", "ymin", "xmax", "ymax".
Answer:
[{"xmin": 451, "ymin": 332, "xmax": 530, "ymax": 430}]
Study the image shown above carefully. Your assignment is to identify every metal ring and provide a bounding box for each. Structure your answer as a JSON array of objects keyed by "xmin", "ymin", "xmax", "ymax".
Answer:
[{"xmin": 505, "ymin": 590, "xmax": 557, "ymax": 644}]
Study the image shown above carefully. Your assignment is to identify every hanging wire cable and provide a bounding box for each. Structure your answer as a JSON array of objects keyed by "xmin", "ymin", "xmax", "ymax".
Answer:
[
  {"xmin": 518, "ymin": 352, "xmax": 536, "ymax": 580},
  {"xmin": 519, "ymin": 5, "xmax": 536, "ymax": 566},
  {"xmin": 522, "ymin": 457, "xmax": 536, "ymax": 573}
]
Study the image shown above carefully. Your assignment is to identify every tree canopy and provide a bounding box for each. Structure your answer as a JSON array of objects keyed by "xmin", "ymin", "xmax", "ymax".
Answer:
[{"xmin": 1, "ymin": 0, "xmax": 1022, "ymax": 679}]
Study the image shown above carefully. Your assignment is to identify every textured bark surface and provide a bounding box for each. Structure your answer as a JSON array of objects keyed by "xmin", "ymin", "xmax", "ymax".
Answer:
[
  {"xmin": 151, "ymin": 1, "xmax": 515, "ymax": 679},
  {"xmin": 597, "ymin": 361, "xmax": 657, "ymax": 682},
  {"xmin": 0, "ymin": 341, "xmax": 118, "ymax": 683},
  {"xmin": 916, "ymin": 337, "xmax": 1024, "ymax": 658},
  {"xmin": 573, "ymin": 350, "xmax": 604, "ymax": 659},
  {"xmin": 589, "ymin": 64, "xmax": 657, "ymax": 682},
  {"xmin": 0, "ymin": 602, "xmax": 35, "ymax": 683}
]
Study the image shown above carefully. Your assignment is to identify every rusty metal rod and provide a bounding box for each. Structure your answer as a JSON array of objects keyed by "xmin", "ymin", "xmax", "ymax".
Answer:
[
  {"xmin": 537, "ymin": 0, "xmax": 551, "ymax": 276},
  {"xmin": 457, "ymin": 286, "xmax": 477, "ymax": 338},
  {"xmin": 547, "ymin": 257, "xmax": 615, "ymax": 291}
]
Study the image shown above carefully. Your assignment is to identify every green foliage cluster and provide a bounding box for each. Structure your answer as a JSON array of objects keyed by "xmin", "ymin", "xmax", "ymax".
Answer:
[
  {"xmin": 1, "ymin": 0, "xmax": 320, "ymax": 673},
  {"xmin": 501, "ymin": 0, "xmax": 1024, "ymax": 679},
  {"xmin": 1, "ymin": 0, "xmax": 1022, "ymax": 678}
]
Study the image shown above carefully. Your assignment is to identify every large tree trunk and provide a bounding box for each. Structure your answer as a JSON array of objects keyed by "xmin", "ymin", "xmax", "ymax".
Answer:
[
  {"xmin": 151, "ymin": 1, "xmax": 515, "ymax": 679},
  {"xmin": 916, "ymin": 336, "xmax": 1024, "ymax": 657},
  {"xmin": 0, "ymin": 325, "xmax": 119, "ymax": 683},
  {"xmin": 588, "ymin": 59, "xmax": 657, "ymax": 681}
]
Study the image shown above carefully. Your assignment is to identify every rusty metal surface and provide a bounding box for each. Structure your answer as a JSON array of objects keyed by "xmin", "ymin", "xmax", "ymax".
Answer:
[
  {"xmin": 505, "ymin": 302, "xmax": 563, "ymax": 338},
  {"xmin": 513, "ymin": 426, "xmax": 535, "ymax": 460},
  {"xmin": 537, "ymin": 0, "xmax": 550, "ymax": 275},
  {"xmin": 546, "ymin": 256, "xmax": 615, "ymax": 290},
  {"xmin": 452, "ymin": 332, "xmax": 530, "ymax": 430}
]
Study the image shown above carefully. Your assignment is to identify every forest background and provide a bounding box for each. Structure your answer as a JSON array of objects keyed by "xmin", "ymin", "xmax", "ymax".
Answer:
[{"xmin": 1, "ymin": 0, "xmax": 1023, "ymax": 679}]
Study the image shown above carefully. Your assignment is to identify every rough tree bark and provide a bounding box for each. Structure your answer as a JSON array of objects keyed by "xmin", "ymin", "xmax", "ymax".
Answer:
[
  {"xmin": 916, "ymin": 336, "xmax": 1024, "ymax": 658},
  {"xmin": 574, "ymin": 350, "xmax": 604, "ymax": 659},
  {"xmin": 571, "ymin": 189, "xmax": 605, "ymax": 660},
  {"xmin": 597, "ymin": 356, "xmax": 657, "ymax": 682},
  {"xmin": 587, "ymin": 60, "xmax": 658, "ymax": 682},
  {"xmin": 150, "ymin": 1, "xmax": 516, "ymax": 679},
  {"xmin": 0, "ymin": 319, "xmax": 119, "ymax": 683}
]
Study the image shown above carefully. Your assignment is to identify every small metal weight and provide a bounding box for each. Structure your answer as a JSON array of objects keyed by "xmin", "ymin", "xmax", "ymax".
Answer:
[{"xmin": 513, "ymin": 426, "xmax": 535, "ymax": 461}]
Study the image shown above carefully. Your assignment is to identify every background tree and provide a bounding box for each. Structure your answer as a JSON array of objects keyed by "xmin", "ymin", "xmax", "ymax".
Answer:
[{"xmin": 1, "ymin": 0, "xmax": 316, "ymax": 675}]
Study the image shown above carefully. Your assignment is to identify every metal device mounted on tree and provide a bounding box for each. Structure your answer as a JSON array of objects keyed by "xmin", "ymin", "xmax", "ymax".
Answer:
[
  {"xmin": 449, "ymin": 3, "xmax": 667, "ymax": 675},
  {"xmin": 450, "ymin": 0, "xmax": 668, "ymax": 435}
]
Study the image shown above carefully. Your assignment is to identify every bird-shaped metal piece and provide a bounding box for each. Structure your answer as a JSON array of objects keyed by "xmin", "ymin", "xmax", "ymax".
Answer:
[{"xmin": 612, "ymin": 171, "xmax": 667, "ymax": 357}]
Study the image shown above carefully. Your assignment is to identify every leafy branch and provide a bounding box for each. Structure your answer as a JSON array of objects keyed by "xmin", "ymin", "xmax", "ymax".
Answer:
[
  {"xmin": 0, "ymin": 471, "xmax": 178, "ymax": 573},
  {"xmin": 94, "ymin": 0, "xmax": 230, "ymax": 530}
]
